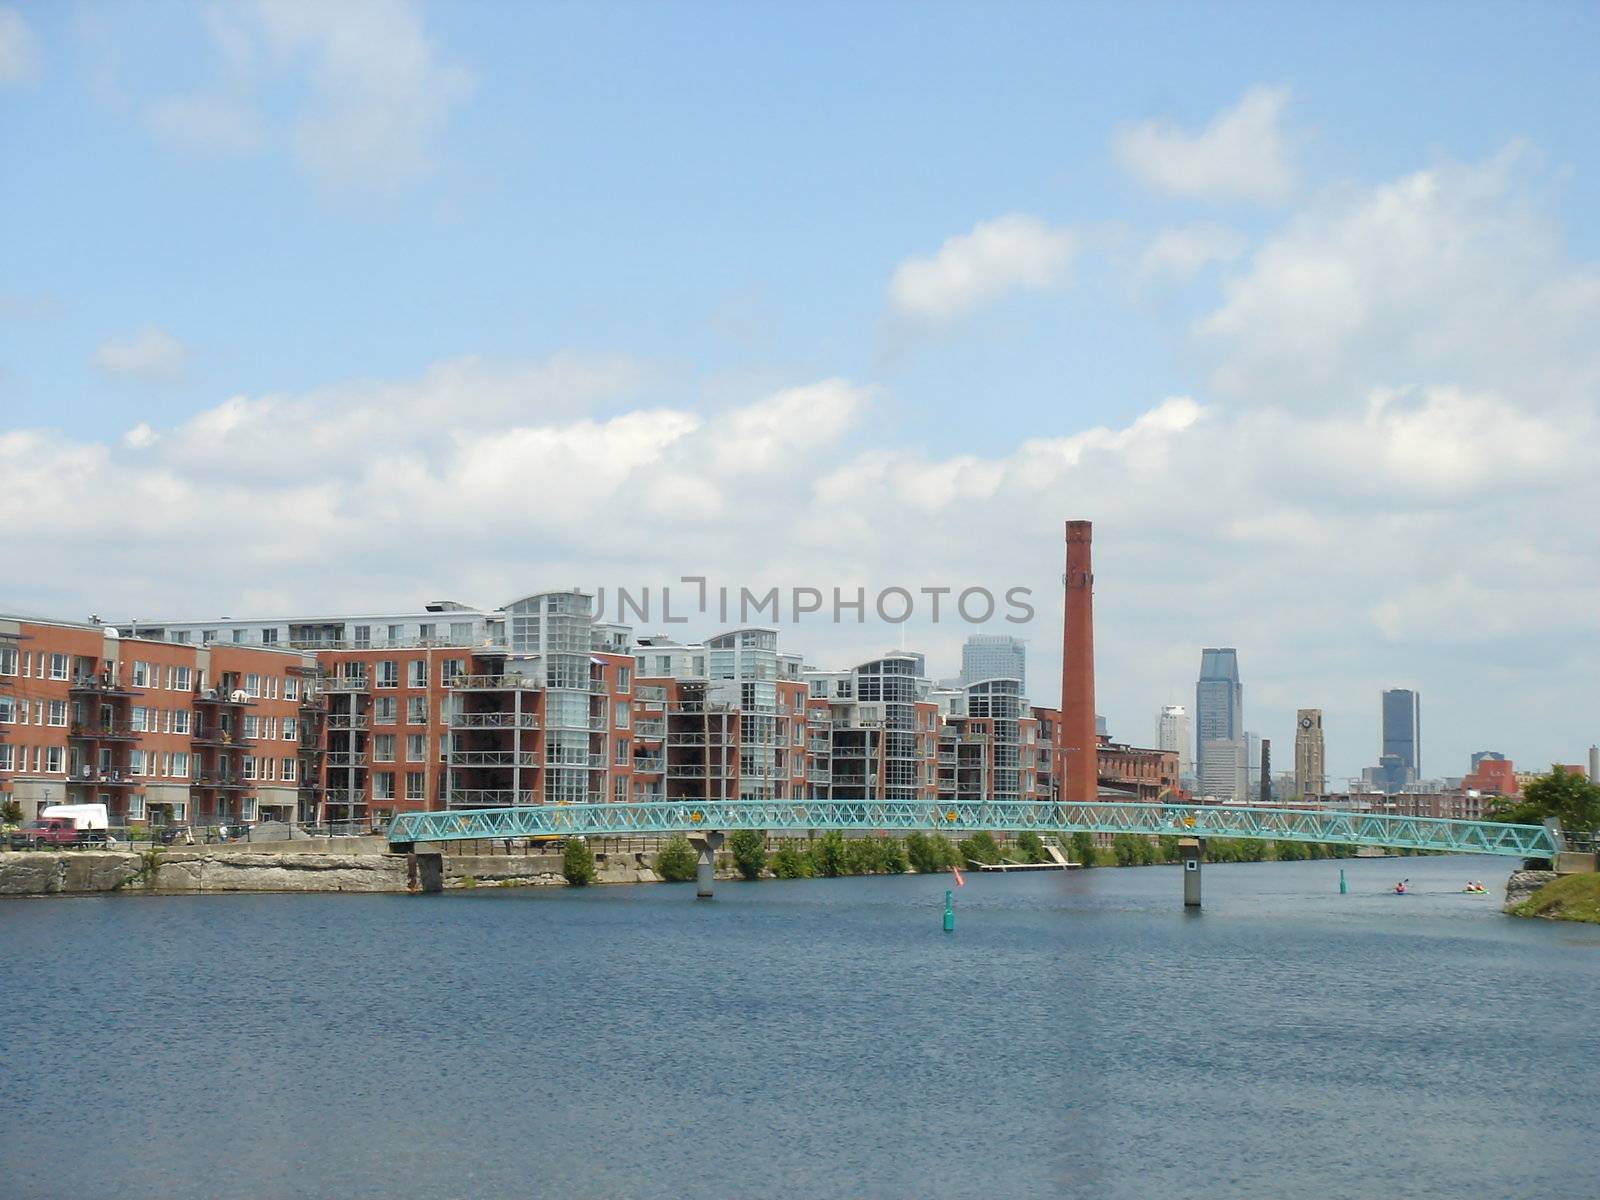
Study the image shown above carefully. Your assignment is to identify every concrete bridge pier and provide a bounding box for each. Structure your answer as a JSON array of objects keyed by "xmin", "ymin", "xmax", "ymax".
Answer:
[
  {"xmin": 1179, "ymin": 837, "xmax": 1202, "ymax": 908},
  {"xmin": 690, "ymin": 832, "xmax": 725, "ymax": 899}
]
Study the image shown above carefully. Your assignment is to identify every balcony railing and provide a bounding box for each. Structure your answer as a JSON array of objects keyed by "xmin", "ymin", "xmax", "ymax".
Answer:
[
  {"xmin": 68, "ymin": 725, "xmax": 139, "ymax": 742},
  {"xmin": 449, "ymin": 674, "xmax": 540, "ymax": 691},
  {"xmin": 326, "ymin": 714, "xmax": 370, "ymax": 730},
  {"xmin": 69, "ymin": 674, "xmax": 140, "ymax": 697},
  {"xmin": 632, "ymin": 756, "xmax": 665, "ymax": 773},
  {"xmin": 326, "ymin": 752, "xmax": 368, "ymax": 768},
  {"xmin": 545, "ymin": 752, "xmax": 604, "ymax": 769},
  {"xmin": 449, "ymin": 751, "xmax": 537, "ymax": 767},
  {"xmin": 192, "ymin": 730, "xmax": 251, "ymax": 748},
  {"xmin": 450, "ymin": 712, "xmax": 539, "ymax": 729},
  {"xmin": 634, "ymin": 721, "xmax": 665, "ymax": 740},
  {"xmin": 68, "ymin": 771, "xmax": 139, "ymax": 788},
  {"xmin": 322, "ymin": 676, "xmax": 370, "ymax": 692},
  {"xmin": 191, "ymin": 777, "xmax": 252, "ymax": 791},
  {"xmin": 446, "ymin": 788, "xmax": 539, "ymax": 808}
]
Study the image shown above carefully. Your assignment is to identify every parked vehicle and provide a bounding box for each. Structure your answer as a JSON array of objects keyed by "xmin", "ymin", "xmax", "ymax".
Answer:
[{"xmin": 7, "ymin": 817, "xmax": 88, "ymax": 850}]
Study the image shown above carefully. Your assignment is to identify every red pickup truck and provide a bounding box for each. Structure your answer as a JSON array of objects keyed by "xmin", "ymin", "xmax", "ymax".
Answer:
[{"xmin": 6, "ymin": 817, "xmax": 99, "ymax": 850}]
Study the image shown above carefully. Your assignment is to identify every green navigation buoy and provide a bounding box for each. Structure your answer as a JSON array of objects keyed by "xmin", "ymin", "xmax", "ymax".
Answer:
[
  {"xmin": 943, "ymin": 889, "xmax": 955, "ymax": 933},
  {"xmin": 1339, "ymin": 868, "xmax": 1347, "ymax": 895}
]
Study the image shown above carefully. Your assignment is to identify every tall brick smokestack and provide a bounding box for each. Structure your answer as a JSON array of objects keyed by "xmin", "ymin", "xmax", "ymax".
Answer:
[{"xmin": 1060, "ymin": 520, "xmax": 1097, "ymax": 802}]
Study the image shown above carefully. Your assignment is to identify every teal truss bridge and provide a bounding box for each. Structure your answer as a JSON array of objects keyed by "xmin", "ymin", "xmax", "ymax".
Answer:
[{"xmin": 388, "ymin": 800, "xmax": 1557, "ymax": 859}]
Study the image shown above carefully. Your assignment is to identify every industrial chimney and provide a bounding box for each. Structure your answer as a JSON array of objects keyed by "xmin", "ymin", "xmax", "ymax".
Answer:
[{"xmin": 1059, "ymin": 520, "xmax": 1097, "ymax": 802}]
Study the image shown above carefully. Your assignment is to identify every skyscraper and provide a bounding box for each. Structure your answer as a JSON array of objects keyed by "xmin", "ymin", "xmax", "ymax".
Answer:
[
  {"xmin": 1157, "ymin": 704, "xmax": 1193, "ymax": 783},
  {"xmin": 1381, "ymin": 689, "xmax": 1421, "ymax": 781},
  {"xmin": 1195, "ymin": 648, "xmax": 1245, "ymax": 801},
  {"xmin": 960, "ymin": 634, "xmax": 1026, "ymax": 690},
  {"xmin": 1294, "ymin": 709, "xmax": 1325, "ymax": 798}
]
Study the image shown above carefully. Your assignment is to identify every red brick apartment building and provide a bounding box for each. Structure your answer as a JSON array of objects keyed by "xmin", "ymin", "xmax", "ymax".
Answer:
[
  {"xmin": 0, "ymin": 615, "xmax": 310, "ymax": 825},
  {"xmin": 7, "ymin": 593, "xmax": 1181, "ymax": 830}
]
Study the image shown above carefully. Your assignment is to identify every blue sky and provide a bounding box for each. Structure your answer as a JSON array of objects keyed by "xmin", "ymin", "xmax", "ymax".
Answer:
[{"xmin": 3, "ymin": 0, "xmax": 1598, "ymax": 784}]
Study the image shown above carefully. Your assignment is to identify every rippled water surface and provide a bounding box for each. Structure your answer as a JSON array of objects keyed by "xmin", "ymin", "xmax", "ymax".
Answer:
[{"xmin": 4, "ymin": 854, "xmax": 1598, "ymax": 1199}]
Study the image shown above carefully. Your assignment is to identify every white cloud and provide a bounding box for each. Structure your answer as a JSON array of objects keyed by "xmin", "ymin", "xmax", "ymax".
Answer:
[
  {"xmin": 1115, "ymin": 85, "xmax": 1295, "ymax": 204},
  {"xmin": 1138, "ymin": 224, "xmax": 1248, "ymax": 282},
  {"xmin": 889, "ymin": 215, "xmax": 1076, "ymax": 324},
  {"xmin": 0, "ymin": 4, "xmax": 38, "ymax": 85},
  {"xmin": 711, "ymin": 379, "xmax": 870, "ymax": 474},
  {"xmin": 122, "ymin": 423, "xmax": 158, "ymax": 450},
  {"xmin": 144, "ymin": 0, "xmax": 472, "ymax": 189},
  {"xmin": 93, "ymin": 328, "xmax": 188, "ymax": 380},
  {"xmin": 1198, "ymin": 149, "xmax": 1600, "ymax": 407}
]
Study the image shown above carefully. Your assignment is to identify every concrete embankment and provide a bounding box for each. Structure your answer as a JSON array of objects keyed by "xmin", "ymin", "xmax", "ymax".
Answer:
[{"xmin": 0, "ymin": 847, "xmax": 664, "ymax": 897}]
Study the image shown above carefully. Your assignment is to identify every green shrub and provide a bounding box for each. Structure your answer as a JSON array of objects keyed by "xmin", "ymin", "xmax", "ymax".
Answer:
[
  {"xmin": 1156, "ymin": 835, "xmax": 1179, "ymax": 863},
  {"xmin": 655, "ymin": 834, "xmax": 699, "ymax": 882},
  {"xmin": 879, "ymin": 838, "xmax": 908, "ymax": 874},
  {"xmin": 906, "ymin": 832, "xmax": 954, "ymax": 874},
  {"xmin": 812, "ymin": 830, "xmax": 848, "ymax": 877},
  {"xmin": 1070, "ymin": 831, "xmax": 1097, "ymax": 867},
  {"xmin": 769, "ymin": 845, "xmax": 814, "ymax": 879},
  {"xmin": 728, "ymin": 829, "xmax": 767, "ymax": 880},
  {"xmin": 1015, "ymin": 831, "xmax": 1047, "ymax": 864},
  {"xmin": 957, "ymin": 831, "xmax": 1002, "ymax": 866},
  {"xmin": 562, "ymin": 838, "xmax": 596, "ymax": 886},
  {"xmin": 845, "ymin": 837, "xmax": 878, "ymax": 875}
]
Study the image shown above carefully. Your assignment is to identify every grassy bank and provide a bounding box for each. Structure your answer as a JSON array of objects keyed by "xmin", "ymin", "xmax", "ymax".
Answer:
[{"xmin": 1507, "ymin": 873, "xmax": 1600, "ymax": 924}]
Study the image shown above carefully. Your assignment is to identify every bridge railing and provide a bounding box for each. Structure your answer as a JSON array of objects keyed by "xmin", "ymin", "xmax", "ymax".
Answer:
[{"xmin": 385, "ymin": 800, "xmax": 1558, "ymax": 859}]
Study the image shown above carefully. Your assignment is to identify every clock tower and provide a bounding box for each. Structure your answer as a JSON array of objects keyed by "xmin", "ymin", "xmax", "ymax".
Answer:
[{"xmin": 1294, "ymin": 709, "xmax": 1325, "ymax": 798}]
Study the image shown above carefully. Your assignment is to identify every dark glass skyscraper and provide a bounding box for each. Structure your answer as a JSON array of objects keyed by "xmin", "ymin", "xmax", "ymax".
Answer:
[
  {"xmin": 1196, "ymin": 648, "xmax": 1245, "ymax": 800},
  {"xmin": 1380, "ymin": 688, "xmax": 1421, "ymax": 782}
]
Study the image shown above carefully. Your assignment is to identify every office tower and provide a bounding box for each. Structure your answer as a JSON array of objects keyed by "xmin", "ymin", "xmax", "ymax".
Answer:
[
  {"xmin": 1158, "ymin": 704, "xmax": 1193, "ymax": 782},
  {"xmin": 1259, "ymin": 739, "xmax": 1271, "ymax": 803},
  {"xmin": 1294, "ymin": 709, "xmax": 1325, "ymax": 798},
  {"xmin": 1590, "ymin": 745, "xmax": 1599, "ymax": 785},
  {"xmin": 1381, "ymin": 689, "xmax": 1421, "ymax": 782},
  {"xmin": 1470, "ymin": 750, "xmax": 1506, "ymax": 771},
  {"xmin": 960, "ymin": 634, "xmax": 1026, "ymax": 691},
  {"xmin": 1196, "ymin": 648, "xmax": 1245, "ymax": 801},
  {"xmin": 1244, "ymin": 731, "xmax": 1262, "ymax": 800},
  {"xmin": 1059, "ymin": 521, "xmax": 1097, "ymax": 802}
]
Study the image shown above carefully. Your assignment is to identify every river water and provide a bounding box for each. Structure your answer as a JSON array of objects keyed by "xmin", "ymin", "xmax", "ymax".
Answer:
[{"xmin": 4, "ymin": 854, "xmax": 1598, "ymax": 1199}]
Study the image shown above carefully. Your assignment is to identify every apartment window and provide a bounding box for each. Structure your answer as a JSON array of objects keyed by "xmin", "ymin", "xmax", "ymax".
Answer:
[
  {"xmin": 46, "ymin": 746, "xmax": 64, "ymax": 774},
  {"xmin": 132, "ymin": 661, "xmax": 151, "ymax": 687},
  {"xmin": 243, "ymin": 757, "xmax": 258, "ymax": 780},
  {"xmin": 405, "ymin": 772, "xmax": 425, "ymax": 801},
  {"xmin": 232, "ymin": 630, "xmax": 245, "ymax": 644},
  {"xmin": 614, "ymin": 776, "xmax": 628, "ymax": 801},
  {"xmin": 354, "ymin": 625, "xmax": 372, "ymax": 648},
  {"xmin": 172, "ymin": 752, "xmax": 189, "ymax": 778},
  {"xmin": 127, "ymin": 795, "xmax": 145, "ymax": 821},
  {"xmin": 283, "ymin": 717, "xmax": 297, "ymax": 741},
  {"xmin": 243, "ymin": 716, "xmax": 259, "ymax": 739},
  {"xmin": 617, "ymin": 666, "xmax": 632, "ymax": 692},
  {"xmin": 406, "ymin": 735, "xmax": 426, "ymax": 763},
  {"xmin": 407, "ymin": 697, "xmax": 427, "ymax": 724},
  {"xmin": 374, "ymin": 696, "xmax": 397, "ymax": 724},
  {"xmin": 440, "ymin": 659, "xmax": 463, "ymax": 687},
  {"xmin": 0, "ymin": 645, "xmax": 16, "ymax": 675},
  {"xmin": 130, "ymin": 750, "xmax": 146, "ymax": 775},
  {"xmin": 284, "ymin": 676, "xmax": 299, "ymax": 702},
  {"xmin": 0, "ymin": 697, "xmax": 12, "ymax": 723},
  {"xmin": 374, "ymin": 772, "xmax": 395, "ymax": 800},
  {"xmin": 202, "ymin": 631, "xmax": 216, "ymax": 644},
  {"xmin": 614, "ymin": 700, "xmax": 629, "ymax": 729},
  {"xmin": 376, "ymin": 660, "xmax": 398, "ymax": 688},
  {"xmin": 0, "ymin": 745, "xmax": 12, "ymax": 770},
  {"xmin": 374, "ymin": 735, "xmax": 396, "ymax": 762},
  {"xmin": 387, "ymin": 624, "xmax": 403, "ymax": 643},
  {"xmin": 282, "ymin": 758, "xmax": 297, "ymax": 782},
  {"xmin": 450, "ymin": 621, "xmax": 472, "ymax": 643},
  {"xmin": 615, "ymin": 739, "xmax": 629, "ymax": 765},
  {"xmin": 172, "ymin": 709, "xmax": 190, "ymax": 734},
  {"xmin": 418, "ymin": 624, "xmax": 435, "ymax": 642},
  {"xmin": 244, "ymin": 673, "xmax": 262, "ymax": 698},
  {"xmin": 47, "ymin": 700, "xmax": 66, "ymax": 727},
  {"xmin": 173, "ymin": 665, "xmax": 191, "ymax": 692},
  {"xmin": 261, "ymin": 628, "xmax": 279, "ymax": 645},
  {"xmin": 131, "ymin": 707, "xmax": 149, "ymax": 732},
  {"xmin": 407, "ymin": 660, "xmax": 427, "ymax": 689},
  {"xmin": 49, "ymin": 653, "xmax": 68, "ymax": 680}
]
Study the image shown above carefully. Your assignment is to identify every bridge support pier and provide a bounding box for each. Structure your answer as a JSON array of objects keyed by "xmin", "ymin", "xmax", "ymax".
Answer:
[
  {"xmin": 1180, "ymin": 837, "xmax": 1202, "ymax": 908},
  {"xmin": 690, "ymin": 832, "xmax": 724, "ymax": 899}
]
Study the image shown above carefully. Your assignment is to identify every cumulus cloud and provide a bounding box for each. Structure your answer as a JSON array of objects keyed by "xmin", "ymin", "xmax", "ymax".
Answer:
[
  {"xmin": 1115, "ymin": 85, "xmax": 1295, "ymax": 204},
  {"xmin": 1138, "ymin": 224, "xmax": 1248, "ymax": 282},
  {"xmin": 144, "ymin": 0, "xmax": 472, "ymax": 189},
  {"xmin": 889, "ymin": 215, "xmax": 1076, "ymax": 324},
  {"xmin": 0, "ymin": 4, "xmax": 38, "ymax": 85},
  {"xmin": 1198, "ymin": 149, "xmax": 1600, "ymax": 407},
  {"xmin": 93, "ymin": 328, "xmax": 188, "ymax": 380}
]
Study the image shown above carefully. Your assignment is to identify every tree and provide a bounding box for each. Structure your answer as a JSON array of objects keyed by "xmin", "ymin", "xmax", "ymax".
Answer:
[
  {"xmin": 1111, "ymin": 834, "xmax": 1139, "ymax": 867},
  {"xmin": 1070, "ymin": 831, "xmax": 1097, "ymax": 867},
  {"xmin": 1490, "ymin": 768, "xmax": 1600, "ymax": 834},
  {"xmin": 728, "ymin": 829, "xmax": 767, "ymax": 880},
  {"xmin": 1015, "ymin": 831, "xmax": 1047, "ymax": 864},
  {"xmin": 769, "ymin": 846, "xmax": 814, "ymax": 878},
  {"xmin": 906, "ymin": 832, "xmax": 954, "ymax": 874},
  {"xmin": 957, "ymin": 831, "xmax": 1002, "ymax": 865},
  {"xmin": 812, "ymin": 830, "xmax": 848, "ymax": 877},
  {"xmin": 655, "ymin": 834, "xmax": 699, "ymax": 882},
  {"xmin": 562, "ymin": 838, "xmax": 596, "ymax": 886},
  {"xmin": 0, "ymin": 799, "xmax": 22, "ymax": 827}
]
